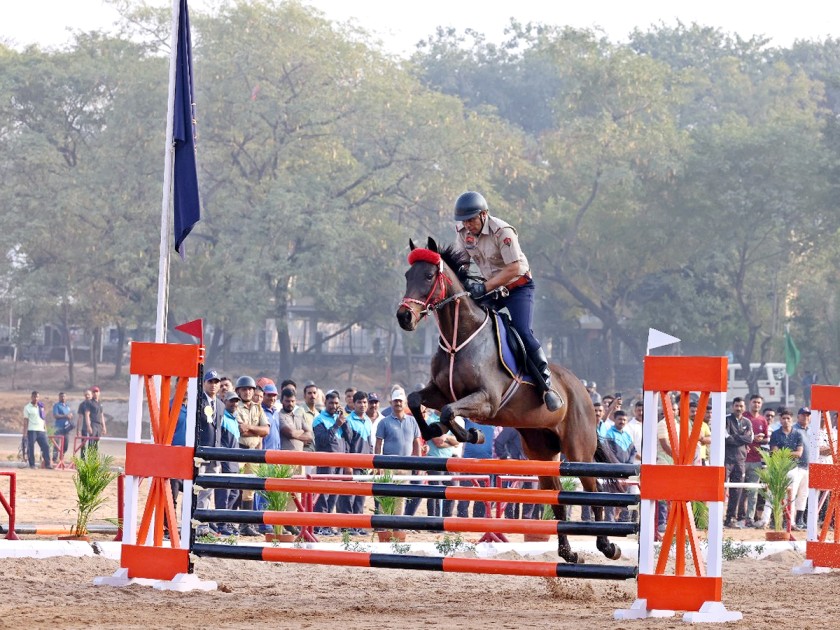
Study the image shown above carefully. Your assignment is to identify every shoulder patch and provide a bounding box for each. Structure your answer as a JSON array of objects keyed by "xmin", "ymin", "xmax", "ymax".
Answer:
[{"xmin": 503, "ymin": 237, "xmax": 512, "ymax": 247}]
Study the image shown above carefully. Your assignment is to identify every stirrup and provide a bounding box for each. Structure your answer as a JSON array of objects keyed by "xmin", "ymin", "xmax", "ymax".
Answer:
[{"xmin": 543, "ymin": 389, "xmax": 564, "ymax": 412}]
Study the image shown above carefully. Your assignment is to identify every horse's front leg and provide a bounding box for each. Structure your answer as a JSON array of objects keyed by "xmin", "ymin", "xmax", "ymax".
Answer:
[
  {"xmin": 407, "ymin": 385, "xmax": 450, "ymax": 441},
  {"xmin": 439, "ymin": 391, "xmax": 494, "ymax": 444}
]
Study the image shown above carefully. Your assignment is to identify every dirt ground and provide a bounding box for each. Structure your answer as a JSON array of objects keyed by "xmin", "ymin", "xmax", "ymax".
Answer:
[
  {"xmin": 0, "ymin": 533, "xmax": 830, "ymax": 629},
  {"xmin": 1, "ymin": 361, "xmax": 832, "ymax": 628}
]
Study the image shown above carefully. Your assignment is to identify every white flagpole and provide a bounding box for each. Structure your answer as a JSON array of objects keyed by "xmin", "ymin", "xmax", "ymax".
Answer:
[
  {"xmin": 155, "ymin": 0, "xmax": 182, "ymax": 343},
  {"xmin": 784, "ymin": 324, "xmax": 790, "ymax": 404}
]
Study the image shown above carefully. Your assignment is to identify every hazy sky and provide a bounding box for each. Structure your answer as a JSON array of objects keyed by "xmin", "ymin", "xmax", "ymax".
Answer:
[{"xmin": 1, "ymin": 0, "xmax": 837, "ymax": 55}]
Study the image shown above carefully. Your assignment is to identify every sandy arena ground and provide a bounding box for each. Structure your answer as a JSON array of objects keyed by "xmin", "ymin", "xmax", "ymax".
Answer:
[
  {"xmin": 1, "ymin": 466, "xmax": 836, "ymax": 629},
  {"xmin": 0, "ymin": 370, "xmax": 828, "ymax": 630}
]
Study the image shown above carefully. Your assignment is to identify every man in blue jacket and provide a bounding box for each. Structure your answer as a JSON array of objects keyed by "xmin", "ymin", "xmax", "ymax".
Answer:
[{"xmin": 312, "ymin": 390, "xmax": 354, "ymax": 534}]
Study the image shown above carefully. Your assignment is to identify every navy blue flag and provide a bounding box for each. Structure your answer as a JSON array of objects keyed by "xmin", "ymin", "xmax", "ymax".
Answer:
[{"xmin": 173, "ymin": 0, "xmax": 200, "ymax": 255}]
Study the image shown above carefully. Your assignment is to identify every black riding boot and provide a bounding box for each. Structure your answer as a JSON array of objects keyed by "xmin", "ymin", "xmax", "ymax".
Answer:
[{"xmin": 531, "ymin": 348, "xmax": 564, "ymax": 412}]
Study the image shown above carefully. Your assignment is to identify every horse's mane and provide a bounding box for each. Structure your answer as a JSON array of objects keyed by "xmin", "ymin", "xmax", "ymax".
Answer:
[{"xmin": 438, "ymin": 243, "xmax": 471, "ymax": 283}]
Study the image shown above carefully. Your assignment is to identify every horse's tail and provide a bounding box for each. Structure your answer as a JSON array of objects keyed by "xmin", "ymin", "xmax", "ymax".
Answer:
[{"xmin": 593, "ymin": 438, "xmax": 624, "ymax": 494}]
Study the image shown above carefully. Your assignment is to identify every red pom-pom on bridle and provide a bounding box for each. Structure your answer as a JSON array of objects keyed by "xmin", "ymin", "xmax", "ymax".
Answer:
[
  {"xmin": 407, "ymin": 248, "xmax": 441, "ymax": 266},
  {"xmin": 401, "ymin": 248, "xmax": 452, "ymax": 320}
]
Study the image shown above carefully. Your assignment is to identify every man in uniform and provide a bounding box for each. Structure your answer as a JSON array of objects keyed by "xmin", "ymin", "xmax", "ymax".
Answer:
[
  {"xmin": 453, "ymin": 191, "xmax": 562, "ymax": 411},
  {"xmin": 300, "ymin": 381, "xmax": 320, "ymax": 428}
]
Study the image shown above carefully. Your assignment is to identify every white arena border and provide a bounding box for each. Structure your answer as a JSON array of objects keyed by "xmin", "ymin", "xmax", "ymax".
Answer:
[{"xmin": 0, "ymin": 538, "xmax": 806, "ymax": 563}]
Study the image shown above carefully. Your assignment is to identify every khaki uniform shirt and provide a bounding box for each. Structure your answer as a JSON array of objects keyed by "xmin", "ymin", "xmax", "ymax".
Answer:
[
  {"xmin": 455, "ymin": 214, "xmax": 529, "ymax": 281},
  {"xmin": 298, "ymin": 404, "xmax": 317, "ymax": 428},
  {"xmin": 236, "ymin": 401, "xmax": 268, "ymax": 449}
]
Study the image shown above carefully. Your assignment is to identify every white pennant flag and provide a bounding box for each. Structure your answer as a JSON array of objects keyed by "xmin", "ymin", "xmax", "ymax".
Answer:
[{"xmin": 647, "ymin": 328, "xmax": 681, "ymax": 352}]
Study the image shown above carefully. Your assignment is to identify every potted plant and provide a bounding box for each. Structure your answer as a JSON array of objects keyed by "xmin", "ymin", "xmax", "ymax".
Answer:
[
  {"xmin": 373, "ymin": 471, "xmax": 407, "ymax": 542},
  {"xmin": 65, "ymin": 447, "xmax": 117, "ymax": 540},
  {"xmin": 256, "ymin": 463, "xmax": 297, "ymax": 542},
  {"xmin": 523, "ymin": 504, "xmax": 555, "ymax": 542},
  {"xmin": 758, "ymin": 447, "xmax": 796, "ymax": 541}
]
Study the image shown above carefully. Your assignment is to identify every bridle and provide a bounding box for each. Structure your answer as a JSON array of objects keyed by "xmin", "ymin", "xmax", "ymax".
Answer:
[
  {"xmin": 398, "ymin": 257, "xmax": 459, "ymax": 323},
  {"xmin": 400, "ymin": 248, "xmax": 489, "ymax": 400}
]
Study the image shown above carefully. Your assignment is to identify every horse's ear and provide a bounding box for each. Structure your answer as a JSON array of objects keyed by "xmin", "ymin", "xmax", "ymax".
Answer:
[
  {"xmin": 409, "ymin": 238, "xmax": 416, "ymax": 251},
  {"xmin": 427, "ymin": 237, "xmax": 438, "ymax": 252}
]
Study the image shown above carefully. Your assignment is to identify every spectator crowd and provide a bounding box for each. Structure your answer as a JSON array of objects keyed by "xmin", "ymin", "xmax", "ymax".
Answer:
[{"xmin": 21, "ymin": 371, "xmax": 836, "ymax": 538}]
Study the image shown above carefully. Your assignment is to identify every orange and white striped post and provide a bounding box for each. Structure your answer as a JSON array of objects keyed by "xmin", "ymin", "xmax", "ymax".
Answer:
[
  {"xmin": 794, "ymin": 384, "xmax": 840, "ymax": 574},
  {"xmin": 615, "ymin": 356, "xmax": 741, "ymax": 622},
  {"xmin": 95, "ymin": 342, "xmax": 215, "ymax": 591}
]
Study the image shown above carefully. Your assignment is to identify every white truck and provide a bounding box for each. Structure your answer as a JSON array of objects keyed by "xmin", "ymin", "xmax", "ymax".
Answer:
[{"xmin": 727, "ymin": 362, "xmax": 788, "ymax": 404}]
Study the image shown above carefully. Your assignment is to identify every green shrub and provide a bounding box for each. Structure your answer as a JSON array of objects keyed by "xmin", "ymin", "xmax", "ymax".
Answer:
[
  {"xmin": 372, "ymin": 470, "xmax": 401, "ymax": 516},
  {"xmin": 692, "ymin": 500, "xmax": 709, "ymax": 530},
  {"xmin": 758, "ymin": 448, "xmax": 796, "ymax": 532},
  {"xmin": 256, "ymin": 463, "xmax": 295, "ymax": 535},
  {"xmin": 71, "ymin": 448, "xmax": 118, "ymax": 537}
]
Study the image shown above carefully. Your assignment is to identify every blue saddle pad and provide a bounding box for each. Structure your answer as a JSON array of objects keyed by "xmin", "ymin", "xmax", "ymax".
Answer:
[{"xmin": 493, "ymin": 312, "xmax": 534, "ymax": 385}]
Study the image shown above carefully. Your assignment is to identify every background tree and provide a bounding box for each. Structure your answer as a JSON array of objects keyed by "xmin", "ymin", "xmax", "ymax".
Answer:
[{"xmin": 3, "ymin": 3, "xmax": 840, "ymax": 391}]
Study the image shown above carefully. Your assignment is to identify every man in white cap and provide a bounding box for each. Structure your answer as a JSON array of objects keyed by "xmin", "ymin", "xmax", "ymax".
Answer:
[{"xmin": 374, "ymin": 387, "xmax": 422, "ymax": 516}]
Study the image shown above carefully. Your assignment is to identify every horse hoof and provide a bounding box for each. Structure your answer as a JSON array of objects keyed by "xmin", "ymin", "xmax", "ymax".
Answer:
[
  {"xmin": 609, "ymin": 544, "xmax": 621, "ymax": 560},
  {"xmin": 470, "ymin": 429, "xmax": 485, "ymax": 445}
]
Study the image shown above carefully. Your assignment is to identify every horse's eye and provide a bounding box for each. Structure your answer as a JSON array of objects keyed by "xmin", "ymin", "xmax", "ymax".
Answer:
[{"xmin": 426, "ymin": 272, "xmax": 434, "ymax": 280}]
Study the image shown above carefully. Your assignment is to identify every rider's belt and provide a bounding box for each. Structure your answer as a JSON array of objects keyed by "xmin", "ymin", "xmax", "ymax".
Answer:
[{"xmin": 505, "ymin": 273, "xmax": 532, "ymax": 291}]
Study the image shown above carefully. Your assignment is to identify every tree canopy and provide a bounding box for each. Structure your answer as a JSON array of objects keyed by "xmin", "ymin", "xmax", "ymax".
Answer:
[{"xmin": 3, "ymin": 1, "xmax": 839, "ymax": 390}]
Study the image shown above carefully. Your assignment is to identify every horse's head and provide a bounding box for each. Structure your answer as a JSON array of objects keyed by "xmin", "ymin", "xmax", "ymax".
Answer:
[{"xmin": 397, "ymin": 237, "xmax": 463, "ymax": 331}]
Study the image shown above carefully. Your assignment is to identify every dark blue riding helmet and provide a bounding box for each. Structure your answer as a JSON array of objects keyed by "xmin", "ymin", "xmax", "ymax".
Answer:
[{"xmin": 453, "ymin": 191, "xmax": 488, "ymax": 221}]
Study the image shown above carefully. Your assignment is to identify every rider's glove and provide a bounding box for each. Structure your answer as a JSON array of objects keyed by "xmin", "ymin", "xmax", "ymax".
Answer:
[{"xmin": 464, "ymin": 279, "xmax": 486, "ymax": 300}]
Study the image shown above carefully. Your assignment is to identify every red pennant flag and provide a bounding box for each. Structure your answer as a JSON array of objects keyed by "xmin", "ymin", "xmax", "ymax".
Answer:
[{"xmin": 175, "ymin": 318, "xmax": 203, "ymax": 346}]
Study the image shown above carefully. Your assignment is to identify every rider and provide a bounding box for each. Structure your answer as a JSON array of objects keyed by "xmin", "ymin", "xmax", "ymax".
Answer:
[{"xmin": 453, "ymin": 191, "xmax": 563, "ymax": 412}]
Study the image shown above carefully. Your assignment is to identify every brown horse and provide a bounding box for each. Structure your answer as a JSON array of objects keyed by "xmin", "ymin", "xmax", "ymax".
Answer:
[{"xmin": 396, "ymin": 237, "xmax": 621, "ymax": 563}]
